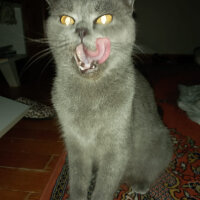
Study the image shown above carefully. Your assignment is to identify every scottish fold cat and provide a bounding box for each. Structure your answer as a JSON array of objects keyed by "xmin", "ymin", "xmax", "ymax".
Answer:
[{"xmin": 45, "ymin": 0, "xmax": 172, "ymax": 199}]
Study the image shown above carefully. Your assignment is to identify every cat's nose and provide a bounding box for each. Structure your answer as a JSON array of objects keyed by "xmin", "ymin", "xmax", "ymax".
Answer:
[{"xmin": 75, "ymin": 27, "xmax": 89, "ymax": 41}]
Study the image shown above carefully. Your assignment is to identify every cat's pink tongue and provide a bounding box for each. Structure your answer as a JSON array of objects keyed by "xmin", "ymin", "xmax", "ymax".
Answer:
[{"xmin": 75, "ymin": 38, "xmax": 111, "ymax": 71}]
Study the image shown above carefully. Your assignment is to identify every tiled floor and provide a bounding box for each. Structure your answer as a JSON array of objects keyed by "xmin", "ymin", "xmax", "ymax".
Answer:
[{"xmin": 0, "ymin": 118, "xmax": 65, "ymax": 200}]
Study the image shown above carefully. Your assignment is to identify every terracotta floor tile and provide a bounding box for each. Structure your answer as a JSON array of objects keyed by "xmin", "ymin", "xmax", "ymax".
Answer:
[
  {"xmin": 0, "ymin": 189, "xmax": 29, "ymax": 200},
  {"xmin": 4, "ymin": 128, "xmax": 62, "ymax": 142},
  {"xmin": 0, "ymin": 151, "xmax": 52, "ymax": 169},
  {"xmin": 0, "ymin": 167, "xmax": 50, "ymax": 192},
  {"xmin": 13, "ymin": 119, "xmax": 59, "ymax": 131},
  {"xmin": 0, "ymin": 117, "xmax": 64, "ymax": 198},
  {"xmin": 27, "ymin": 192, "xmax": 41, "ymax": 200},
  {"xmin": 0, "ymin": 138, "xmax": 65, "ymax": 155},
  {"xmin": 44, "ymin": 155, "xmax": 60, "ymax": 170}
]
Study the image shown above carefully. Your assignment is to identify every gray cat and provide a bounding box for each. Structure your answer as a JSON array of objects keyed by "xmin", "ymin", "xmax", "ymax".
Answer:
[{"xmin": 46, "ymin": 0, "xmax": 172, "ymax": 199}]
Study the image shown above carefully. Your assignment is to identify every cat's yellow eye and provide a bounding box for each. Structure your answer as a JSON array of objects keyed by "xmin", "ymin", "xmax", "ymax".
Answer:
[
  {"xmin": 60, "ymin": 15, "xmax": 75, "ymax": 26},
  {"xmin": 96, "ymin": 14, "xmax": 113, "ymax": 25}
]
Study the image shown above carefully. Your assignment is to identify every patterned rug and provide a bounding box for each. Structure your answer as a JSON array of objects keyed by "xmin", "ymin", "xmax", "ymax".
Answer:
[{"xmin": 17, "ymin": 97, "xmax": 56, "ymax": 119}]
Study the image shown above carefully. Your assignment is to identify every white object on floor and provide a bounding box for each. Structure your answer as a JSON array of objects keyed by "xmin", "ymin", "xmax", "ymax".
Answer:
[
  {"xmin": 178, "ymin": 84, "xmax": 200, "ymax": 125},
  {"xmin": 0, "ymin": 96, "xmax": 29, "ymax": 138}
]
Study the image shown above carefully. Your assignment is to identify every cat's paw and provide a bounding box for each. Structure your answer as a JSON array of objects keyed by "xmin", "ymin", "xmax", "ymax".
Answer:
[{"xmin": 131, "ymin": 182, "xmax": 150, "ymax": 195}]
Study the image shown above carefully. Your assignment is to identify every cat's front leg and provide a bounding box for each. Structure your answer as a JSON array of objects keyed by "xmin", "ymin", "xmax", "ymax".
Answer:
[
  {"xmin": 92, "ymin": 153, "xmax": 126, "ymax": 200},
  {"xmin": 68, "ymin": 148, "xmax": 92, "ymax": 200}
]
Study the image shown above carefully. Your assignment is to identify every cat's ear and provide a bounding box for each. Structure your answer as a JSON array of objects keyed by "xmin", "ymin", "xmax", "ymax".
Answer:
[
  {"xmin": 46, "ymin": 0, "xmax": 58, "ymax": 10},
  {"xmin": 127, "ymin": 0, "xmax": 135, "ymax": 8},
  {"xmin": 45, "ymin": 0, "xmax": 54, "ymax": 7},
  {"xmin": 123, "ymin": 0, "xmax": 135, "ymax": 12},
  {"xmin": 46, "ymin": 0, "xmax": 51, "ymax": 5}
]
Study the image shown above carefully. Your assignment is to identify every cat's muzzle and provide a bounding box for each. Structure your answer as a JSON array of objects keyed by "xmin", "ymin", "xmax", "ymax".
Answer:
[{"xmin": 74, "ymin": 38, "xmax": 111, "ymax": 74}]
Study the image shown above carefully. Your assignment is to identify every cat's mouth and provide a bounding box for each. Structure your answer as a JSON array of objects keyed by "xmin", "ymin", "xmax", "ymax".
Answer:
[{"xmin": 74, "ymin": 38, "xmax": 111, "ymax": 74}]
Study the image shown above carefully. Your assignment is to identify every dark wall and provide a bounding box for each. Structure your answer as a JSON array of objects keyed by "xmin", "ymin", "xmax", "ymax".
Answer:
[{"xmin": 135, "ymin": 0, "xmax": 200, "ymax": 54}]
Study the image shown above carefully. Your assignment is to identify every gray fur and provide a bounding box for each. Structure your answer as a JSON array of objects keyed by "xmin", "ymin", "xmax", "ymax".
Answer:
[{"xmin": 46, "ymin": 0, "xmax": 172, "ymax": 199}]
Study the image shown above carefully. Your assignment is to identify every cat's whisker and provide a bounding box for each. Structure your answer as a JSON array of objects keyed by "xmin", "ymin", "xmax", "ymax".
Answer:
[
  {"xmin": 20, "ymin": 40, "xmax": 69, "ymax": 79},
  {"xmin": 38, "ymin": 56, "xmax": 55, "ymax": 81},
  {"xmin": 20, "ymin": 49, "xmax": 52, "ymax": 78},
  {"xmin": 27, "ymin": 37, "xmax": 49, "ymax": 44},
  {"xmin": 132, "ymin": 45, "xmax": 152, "ymax": 64},
  {"xmin": 26, "ymin": 36, "xmax": 67, "ymax": 46},
  {"xmin": 111, "ymin": 42, "xmax": 148, "ymax": 64},
  {"xmin": 23, "ymin": 48, "xmax": 51, "ymax": 67},
  {"xmin": 133, "ymin": 44, "xmax": 146, "ymax": 54}
]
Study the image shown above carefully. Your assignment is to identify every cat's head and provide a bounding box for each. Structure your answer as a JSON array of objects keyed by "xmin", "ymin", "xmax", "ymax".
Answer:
[{"xmin": 46, "ymin": 0, "xmax": 136, "ymax": 78}]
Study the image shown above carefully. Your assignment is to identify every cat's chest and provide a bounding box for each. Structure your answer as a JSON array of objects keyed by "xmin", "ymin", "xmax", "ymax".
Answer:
[
  {"xmin": 54, "ymin": 78, "xmax": 133, "ymax": 130},
  {"xmin": 59, "ymin": 85, "xmax": 121, "ymax": 115}
]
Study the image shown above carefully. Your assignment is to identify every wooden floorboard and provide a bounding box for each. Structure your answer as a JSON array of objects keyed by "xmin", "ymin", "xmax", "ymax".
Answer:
[
  {"xmin": 0, "ymin": 167, "xmax": 50, "ymax": 192},
  {"xmin": 0, "ymin": 151, "xmax": 52, "ymax": 169}
]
